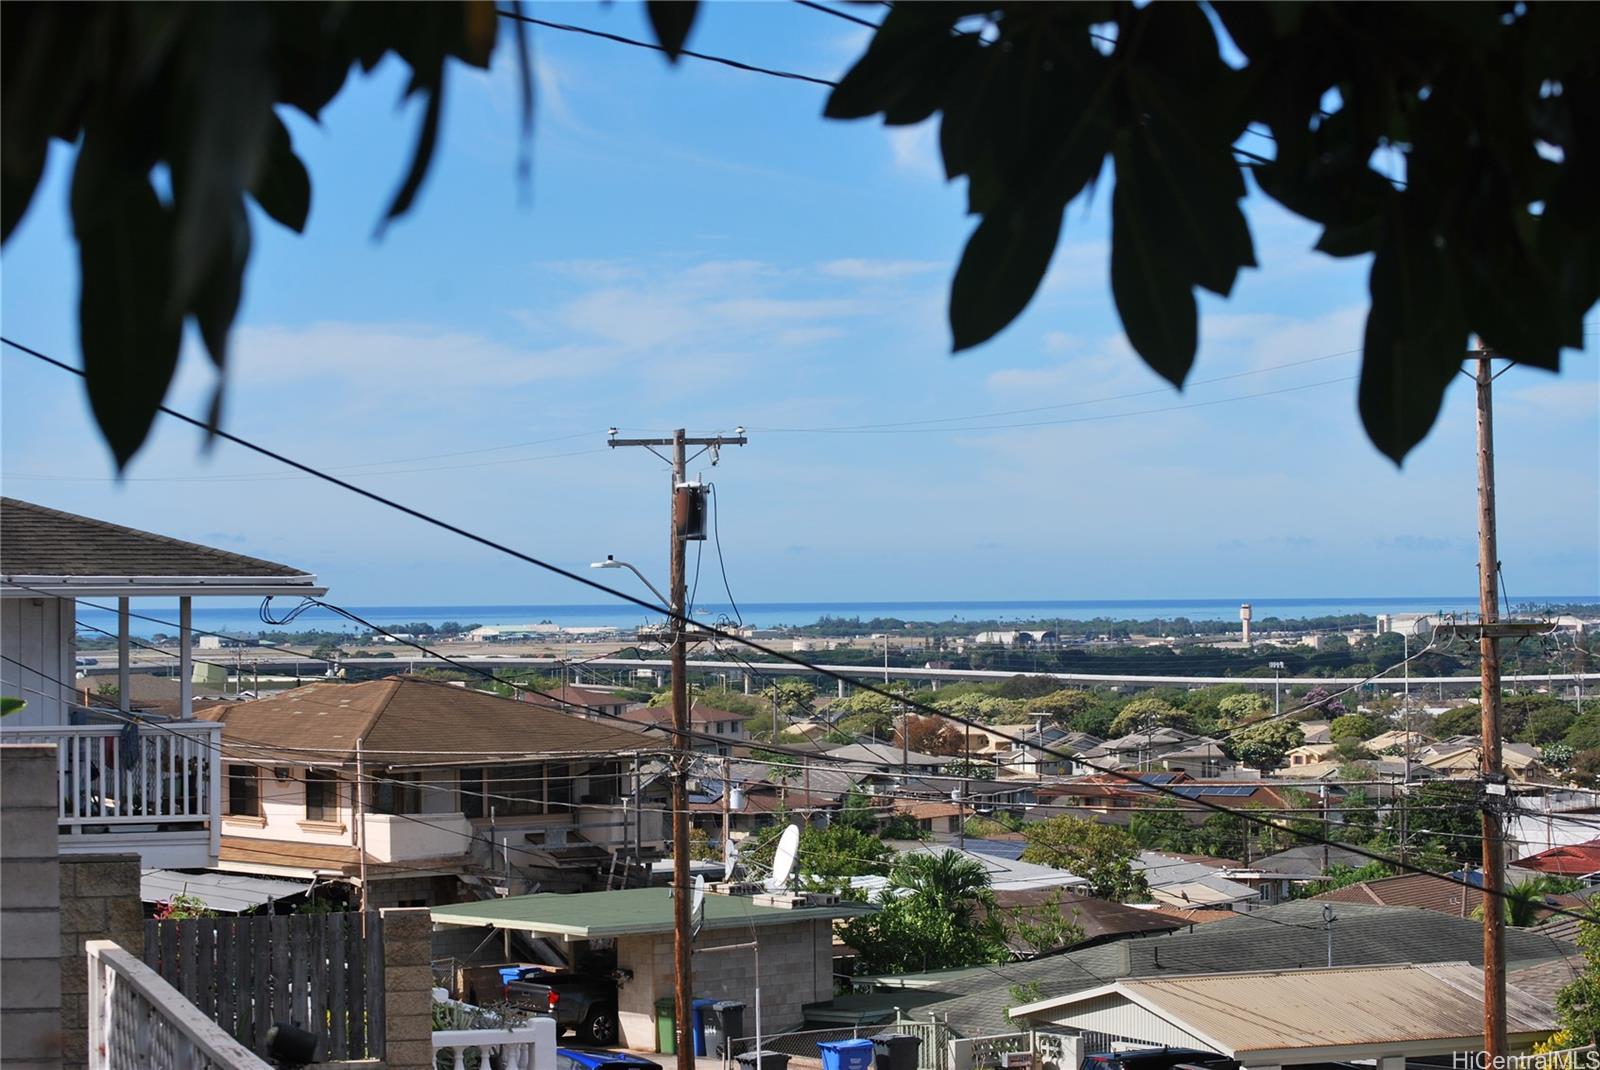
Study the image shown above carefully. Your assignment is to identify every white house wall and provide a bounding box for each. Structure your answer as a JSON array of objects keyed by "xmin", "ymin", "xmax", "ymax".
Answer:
[
  {"xmin": 0, "ymin": 595, "xmax": 77, "ymax": 726},
  {"xmin": 1024, "ymin": 994, "xmax": 1211, "ymax": 1052}
]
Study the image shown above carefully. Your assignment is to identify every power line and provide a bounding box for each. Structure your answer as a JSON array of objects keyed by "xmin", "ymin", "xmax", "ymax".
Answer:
[
  {"xmin": 496, "ymin": 7, "xmax": 840, "ymax": 88},
  {"xmin": 4, "ymin": 336, "xmax": 1586, "ymax": 925},
  {"xmin": 791, "ymin": 0, "xmax": 881, "ymax": 31}
]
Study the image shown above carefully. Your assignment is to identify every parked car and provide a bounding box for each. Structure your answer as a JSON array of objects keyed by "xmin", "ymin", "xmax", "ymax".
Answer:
[
  {"xmin": 557, "ymin": 1049, "xmax": 657, "ymax": 1070},
  {"xmin": 504, "ymin": 969, "xmax": 620, "ymax": 1045},
  {"xmin": 1084, "ymin": 1049, "xmax": 1236, "ymax": 1070}
]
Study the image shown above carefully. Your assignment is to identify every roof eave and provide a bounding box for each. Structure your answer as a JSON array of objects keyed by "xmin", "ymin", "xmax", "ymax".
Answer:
[{"xmin": 4, "ymin": 575, "xmax": 325, "ymax": 598}]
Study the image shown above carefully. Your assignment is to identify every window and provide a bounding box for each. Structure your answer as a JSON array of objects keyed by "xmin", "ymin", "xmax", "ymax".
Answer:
[
  {"xmin": 485, "ymin": 764, "xmax": 545, "ymax": 817},
  {"xmin": 227, "ymin": 764, "xmax": 260, "ymax": 817},
  {"xmin": 305, "ymin": 770, "xmax": 339, "ymax": 822},
  {"xmin": 546, "ymin": 763, "xmax": 572, "ymax": 814},
  {"xmin": 373, "ymin": 772, "xmax": 422, "ymax": 816},
  {"xmin": 460, "ymin": 767, "xmax": 485, "ymax": 819}
]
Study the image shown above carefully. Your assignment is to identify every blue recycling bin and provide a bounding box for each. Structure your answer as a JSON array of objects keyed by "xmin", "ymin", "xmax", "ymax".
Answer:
[
  {"xmin": 691, "ymin": 998, "xmax": 717, "ymax": 1056},
  {"xmin": 818, "ymin": 1039, "xmax": 876, "ymax": 1070}
]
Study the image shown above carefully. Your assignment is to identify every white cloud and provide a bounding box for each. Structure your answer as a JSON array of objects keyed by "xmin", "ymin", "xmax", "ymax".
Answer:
[
  {"xmin": 818, "ymin": 258, "xmax": 943, "ymax": 281},
  {"xmin": 1506, "ymin": 378, "xmax": 1600, "ymax": 422}
]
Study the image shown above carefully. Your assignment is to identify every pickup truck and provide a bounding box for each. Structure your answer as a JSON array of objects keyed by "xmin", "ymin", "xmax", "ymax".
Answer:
[{"xmin": 503, "ymin": 969, "xmax": 619, "ymax": 1045}]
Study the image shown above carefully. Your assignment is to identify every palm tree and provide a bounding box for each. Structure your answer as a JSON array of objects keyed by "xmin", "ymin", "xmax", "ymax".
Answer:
[
  {"xmin": 890, "ymin": 849, "xmax": 998, "ymax": 926},
  {"xmin": 1472, "ymin": 874, "xmax": 1582, "ymax": 926}
]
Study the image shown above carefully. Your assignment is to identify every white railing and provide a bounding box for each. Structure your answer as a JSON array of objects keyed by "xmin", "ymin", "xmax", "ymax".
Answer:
[
  {"xmin": 1, "ymin": 720, "xmax": 222, "ymax": 842},
  {"xmin": 434, "ymin": 1018, "xmax": 557, "ymax": 1070},
  {"xmin": 87, "ymin": 939, "xmax": 269, "ymax": 1070}
]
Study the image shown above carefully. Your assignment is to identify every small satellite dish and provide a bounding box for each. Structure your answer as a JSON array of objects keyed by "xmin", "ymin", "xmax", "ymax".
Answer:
[
  {"xmin": 767, "ymin": 823, "xmax": 801, "ymax": 892},
  {"xmin": 690, "ymin": 874, "xmax": 707, "ymax": 938},
  {"xmin": 724, "ymin": 836, "xmax": 741, "ymax": 879}
]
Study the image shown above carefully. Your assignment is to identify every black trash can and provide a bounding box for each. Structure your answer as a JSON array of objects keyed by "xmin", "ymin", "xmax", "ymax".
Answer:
[
  {"xmin": 705, "ymin": 1000, "xmax": 747, "ymax": 1058},
  {"xmin": 872, "ymin": 1032, "xmax": 924, "ymax": 1070},
  {"xmin": 737, "ymin": 1051, "xmax": 792, "ymax": 1070}
]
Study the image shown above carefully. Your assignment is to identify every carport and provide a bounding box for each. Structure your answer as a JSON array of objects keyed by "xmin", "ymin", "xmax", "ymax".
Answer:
[{"xmin": 1007, "ymin": 962, "xmax": 1558, "ymax": 1069}]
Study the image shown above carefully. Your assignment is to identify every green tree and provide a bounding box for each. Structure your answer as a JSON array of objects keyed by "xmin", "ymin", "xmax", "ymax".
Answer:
[
  {"xmin": 1384, "ymin": 781, "xmax": 1483, "ymax": 865},
  {"xmin": 763, "ymin": 679, "xmax": 819, "ymax": 724},
  {"xmin": 1291, "ymin": 860, "xmax": 1392, "ymax": 899},
  {"xmin": 1566, "ymin": 711, "xmax": 1600, "ymax": 753},
  {"xmin": 1329, "ymin": 714, "xmax": 1381, "ymax": 743},
  {"xmin": 1191, "ymin": 811, "xmax": 1248, "ymax": 861},
  {"xmin": 1020, "ymin": 816, "xmax": 1148, "ymax": 901},
  {"xmin": 1517, "ymin": 703, "xmax": 1578, "ymax": 746},
  {"xmin": 1555, "ymin": 919, "xmax": 1600, "ymax": 1047},
  {"xmin": 838, "ymin": 850, "xmax": 1010, "ymax": 974},
  {"xmin": 1005, "ymin": 888, "xmax": 1087, "ymax": 956},
  {"xmin": 1217, "ymin": 693, "xmax": 1268, "ymax": 725},
  {"xmin": 1471, "ymin": 875, "xmax": 1583, "ymax": 927},
  {"xmin": 1434, "ymin": 704, "xmax": 1484, "ymax": 738},
  {"xmin": 1107, "ymin": 697, "xmax": 1191, "ymax": 738},
  {"xmin": 1225, "ymin": 719, "xmax": 1305, "ymax": 773},
  {"xmin": 1128, "ymin": 802, "xmax": 1196, "ymax": 853},
  {"xmin": 741, "ymin": 822, "xmax": 893, "ymax": 892}
]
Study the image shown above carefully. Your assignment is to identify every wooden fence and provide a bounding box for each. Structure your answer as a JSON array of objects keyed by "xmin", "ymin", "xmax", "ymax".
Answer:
[{"xmin": 143, "ymin": 912, "xmax": 384, "ymax": 1062}]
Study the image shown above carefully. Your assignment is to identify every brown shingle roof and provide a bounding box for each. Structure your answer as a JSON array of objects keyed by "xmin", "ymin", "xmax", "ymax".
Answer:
[
  {"xmin": 1, "ymin": 498, "xmax": 311, "ymax": 579},
  {"xmin": 620, "ymin": 704, "xmax": 749, "ymax": 728},
  {"xmin": 201, "ymin": 676, "xmax": 667, "ymax": 767}
]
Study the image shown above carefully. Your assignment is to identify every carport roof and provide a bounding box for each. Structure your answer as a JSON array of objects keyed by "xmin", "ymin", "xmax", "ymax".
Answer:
[
  {"xmin": 431, "ymin": 887, "xmax": 873, "ymax": 939},
  {"xmin": 1010, "ymin": 962, "xmax": 1556, "ymax": 1062}
]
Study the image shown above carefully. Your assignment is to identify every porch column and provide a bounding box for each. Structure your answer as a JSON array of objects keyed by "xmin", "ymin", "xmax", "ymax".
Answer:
[
  {"xmin": 117, "ymin": 597, "xmax": 130, "ymax": 714},
  {"xmin": 178, "ymin": 597, "xmax": 193, "ymax": 719}
]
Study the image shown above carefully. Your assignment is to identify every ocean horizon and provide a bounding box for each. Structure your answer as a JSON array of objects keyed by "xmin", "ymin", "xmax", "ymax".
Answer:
[{"xmin": 75, "ymin": 594, "xmax": 1598, "ymax": 639}]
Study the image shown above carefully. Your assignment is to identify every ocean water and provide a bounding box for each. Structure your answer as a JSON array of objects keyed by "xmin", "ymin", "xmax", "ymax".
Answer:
[{"xmin": 73, "ymin": 594, "xmax": 1596, "ymax": 639}]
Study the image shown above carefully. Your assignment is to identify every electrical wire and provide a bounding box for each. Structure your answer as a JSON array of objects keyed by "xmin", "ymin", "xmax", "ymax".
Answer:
[
  {"xmin": 4, "ymin": 336, "xmax": 1590, "ymax": 924},
  {"xmin": 708, "ymin": 483, "xmax": 743, "ymax": 628}
]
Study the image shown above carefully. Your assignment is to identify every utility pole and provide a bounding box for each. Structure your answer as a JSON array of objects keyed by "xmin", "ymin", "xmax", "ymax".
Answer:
[
  {"xmin": 1473, "ymin": 348, "xmax": 1507, "ymax": 1060},
  {"xmin": 609, "ymin": 427, "xmax": 745, "ymax": 1070}
]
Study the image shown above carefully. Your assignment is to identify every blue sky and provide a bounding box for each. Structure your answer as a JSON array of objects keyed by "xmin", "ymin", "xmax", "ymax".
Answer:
[{"xmin": 2, "ymin": 2, "xmax": 1596, "ymax": 606}]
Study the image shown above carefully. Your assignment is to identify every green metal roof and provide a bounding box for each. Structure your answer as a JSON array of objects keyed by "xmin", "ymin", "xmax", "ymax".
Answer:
[{"xmin": 431, "ymin": 887, "xmax": 874, "ymax": 939}]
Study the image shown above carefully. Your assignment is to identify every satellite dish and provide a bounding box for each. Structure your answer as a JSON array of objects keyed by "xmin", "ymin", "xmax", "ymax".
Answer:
[
  {"xmin": 690, "ymin": 874, "xmax": 707, "ymax": 938},
  {"xmin": 724, "ymin": 836, "xmax": 741, "ymax": 879},
  {"xmin": 767, "ymin": 823, "xmax": 801, "ymax": 892}
]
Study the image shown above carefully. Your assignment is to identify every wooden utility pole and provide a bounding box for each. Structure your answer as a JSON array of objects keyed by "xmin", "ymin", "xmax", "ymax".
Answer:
[
  {"xmin": 1474, "ymin": 347, "xmax": 1507, "ymax": 1059},
  {"xmin": 609, "ymin": 427, "xmax": 745, "ymax": 1070}
]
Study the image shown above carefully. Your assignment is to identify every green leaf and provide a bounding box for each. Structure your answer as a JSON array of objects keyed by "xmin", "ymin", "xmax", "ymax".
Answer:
[
  {"xmin": 825, "ymin": 7, "xmax": 964, "ymax": 124},
  {"xmin": 1358, "ymin": 211, "xmax": 1468, "ymax": 465},
  {"xmin": 192, "ymin": 200, "xmax": 250, "ymax": 375},
  {"xmin": 1, "ymin": 697, "xmax": 26, "ymax": 717},
  {"xmin": 950, "ymin": 197, "xmax": 1066, "ymax": 352},
  {"xmin": 1110, "ymin": 173, "xmax": 1198, "ymax": 387},
  {"xmin": 251, "ymin": 115, "xmax": 311, "ymax": 233},
  {"xmin": 646, "ymin": 1, "xmax": 699, "ymax": 62},
  {"xmin": 72, "ymin": 137, "xmax": 182, "ymax": 470}
]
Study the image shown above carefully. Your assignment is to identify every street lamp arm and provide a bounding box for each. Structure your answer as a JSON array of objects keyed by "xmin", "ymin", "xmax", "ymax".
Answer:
[{"xmin": 591, "ymin": 556, "xmax": 670, "ymax": 610}]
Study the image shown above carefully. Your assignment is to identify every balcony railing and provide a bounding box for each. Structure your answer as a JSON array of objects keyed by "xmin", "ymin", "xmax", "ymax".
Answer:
[
  {"xmin": 434, "ymin": 1020, "xmax": 556, "ymax": 1070},
  {"xmin": 0, "ymin": 717, "xmax": 222, "ymax": 867},
  {"xmin": 87, "ymin": 939, "xmax": 270, "ymax": 1070}
]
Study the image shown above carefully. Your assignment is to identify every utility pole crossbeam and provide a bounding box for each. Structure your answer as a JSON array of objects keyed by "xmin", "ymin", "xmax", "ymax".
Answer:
[
  {"xmin": 1473, "ymin": 349, "xmax": 1508, "ymax": 1060},
  {"xmin": 608, "ymin": 427, "xmax": 745, "ymax": 1070}
]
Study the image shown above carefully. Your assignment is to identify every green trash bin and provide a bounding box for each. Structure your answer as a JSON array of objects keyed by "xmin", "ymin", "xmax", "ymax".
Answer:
[{"xmin": 656, "ymin": 996, "xmax": 678, "ymax": 1054}]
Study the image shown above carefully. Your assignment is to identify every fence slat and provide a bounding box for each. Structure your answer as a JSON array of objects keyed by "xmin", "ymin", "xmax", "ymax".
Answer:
[
  {"xmin": 143, "ymin": 920, "xmax": 160, "ymax": 970},
  {"xmin": 328, "ymin": 911, "xmax": 348, "ymax": 1059},
  {"xmin": 307, "ymin": 911, "xmax": 329, "ymax": 1057},
  {"xmin": 251, "ymin": 916, "xmax": 272, "ymax": 1055},
  {"xmin": 159, "ymin": 920, "xmax": 179, "ymax": 992},
  {"xmin": 242, "ymin": 915, "xmax": 260, "ymax": 1048},
  {"xmin": 366, "ymin": 913, "xmax": 385, "ymax": 1058},
  {"xmin": 217, "ymin": 914, "xmax": 238, "ymax": 1036},
  {"xmin": 269, "ymin": 915, "xmax": 290, "ymax": 1033},
  {"xmin": 289, "ymin": 915, "xmax": 312, "ymax": 1037},
  {"xmin": 196, "ymin": 920, "xmax": 216, "ymax": 1020},
  {"xmin": 346, "ymin": 913, "xmax": 366, "ymax": 1057},
  {"xmin": 176, "ymin": 919, "xmax": 198, "ymax": 1005}
]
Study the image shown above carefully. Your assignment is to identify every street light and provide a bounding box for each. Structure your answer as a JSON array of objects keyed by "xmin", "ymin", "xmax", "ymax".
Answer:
[
  {"xmin": 591, "ymin": 555, "xmax": 670, "ymax": 609},
  {"xmin": 1269, "ymin": 661, "xmax": 1286, "ymax": 717}
]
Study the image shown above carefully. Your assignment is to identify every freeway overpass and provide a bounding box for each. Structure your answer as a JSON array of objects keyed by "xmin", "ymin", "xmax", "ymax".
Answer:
[{"xmin": 104, "ymin": 652, "xmax": 1599, "ymax": 693}]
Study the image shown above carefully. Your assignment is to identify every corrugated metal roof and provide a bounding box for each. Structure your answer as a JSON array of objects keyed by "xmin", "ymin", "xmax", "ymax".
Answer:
[
  {"xmin": 1019, "ymin": 962, "xmax": 1556, "ymax": 1054},
  {"xmin": 141, "ymin": 869, "xmax": 309, "ymax": 913},
  {"xmin": 430, "ymin": 886, "xmax": 873, "ymax": 938}
]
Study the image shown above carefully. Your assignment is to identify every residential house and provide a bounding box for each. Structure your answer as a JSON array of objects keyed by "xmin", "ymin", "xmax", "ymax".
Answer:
[
  {"xmin": 619, "ymin": 703, "xmax": 749, "ymax": 754},
  {"xmin": 1135, "ymin": 850, "xmax": 1261, "ymax": 909},
  {"xmin": 1008, "ymin": 962, "xmax": 1556, "ymax": 1060},
  {"xmin": 1078, "ymin": 727, "xmax": 1218, "ymax": 771},
  {"xmin": 0, "ymin": 496, "xmax": 325, "ymax": 868},
  {"xmin": 1311, "ymin": 869, "xmax": 1586, "ymax": 919},
  {"xmin": 1159, "ymin": 739, "xmax": 1237, "ymax": 778},
  {"xmin": 823, "ymin": 741, "xmax": 951, "ymax": 772},
  {"xmin": 200, "ymin": 675, "xmax": 670, "ymax": 905},
  {"xmin": 998, "ymin": 727, "xmax": 1103, "ymax": 778},
  {"xmin": 1226, "ymin": 843, "xmax": 1376, "ymax": 902},
  {"xmin": 851, "ymin": 843, "xmax": 1089, "ymax": 897},
  {"xmin": 1514, "ymin": 839, "xmax": 1600, "ymax": 881},
  {"xmin": 1286, "ymin": 741, "xmax": 1338, "ymax": 767},
  {"xmin": 985, "ymin": 888, "xmax": 1185, "ymax": 954},
  {"xmin": 826, "ymin": 900, "xmax": 1573, "ymax": 1035},
  {"xmin": 1417, "ymin": 735, "xmax": 1544, "ymax": 779},
  {"xmin": 431, "ymin": 887, "xmax": 870, "ymax": 1049},
  {"xmin": 533, "ymin": 684, "xmax": 639, "ymax": 720}
]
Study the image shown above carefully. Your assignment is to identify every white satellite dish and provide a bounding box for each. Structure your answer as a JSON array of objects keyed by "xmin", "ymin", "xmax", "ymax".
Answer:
[
  {"xmin": 690, "ymin": 874, "xmax": 707, "ymax": 938},
  {"xmin": 767, "ymin": 823, "xmax": 801, "ymax": 892}
]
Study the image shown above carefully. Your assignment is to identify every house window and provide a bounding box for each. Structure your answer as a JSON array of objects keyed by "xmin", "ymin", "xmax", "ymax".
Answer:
[
  {"xmin": 460, "ymin": 767, "xmax": 485, "ymax": 819},
  {"xmin": 485, "ymin": 764, "xmax": 545, "ymax": 817},
  {"xmin": 305, "ymin": 770, "xmax": 339, "ymax": 822},
  {"xmin": 374, "ymin": 772, "xmax": 423, "ymax": 816},
  {"xmin": 547, "ymin": 763, "xmax": 572, "ymax": 814},
  {"xmin": 227, "ymin": 764, "xmax": 260, "ymax": 817}
]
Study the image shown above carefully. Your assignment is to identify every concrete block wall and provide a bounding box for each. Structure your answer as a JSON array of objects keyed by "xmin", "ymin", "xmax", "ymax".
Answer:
[
  {"xmin": 380, "ymin": 907, "xmax": 435, "ymax": 1070},
  {"xmin": 58, "ymin": 854, "xmax": 143, "ymax": 1070},
  {"xmin": 1, "ymin": 745, "xmax": 63, "ymax": 1070},
  {"xmin": 615, "ymin": 918, "xmax": 836, "ymax": 1052}
]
